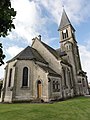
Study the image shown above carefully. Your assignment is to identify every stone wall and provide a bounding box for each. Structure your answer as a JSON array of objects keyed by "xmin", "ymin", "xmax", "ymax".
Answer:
[
  {"xmin": 32, "ymin": 38, "xmax": 62, "ymax": 75},
  {"xmin": 12, "ymin": 60, "xmax": 49, "ymax": 102},
  {"xmin": 3, "ymin": 60, "xmax": 16, "ymax": 102}
]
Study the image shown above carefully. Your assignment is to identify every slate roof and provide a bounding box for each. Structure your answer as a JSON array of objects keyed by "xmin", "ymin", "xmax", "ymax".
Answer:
[
  {"xmin": 7, "ymin": 46, "xmax": 48, "ymax": 64},
  {"xmin": 41, "ymin": 41, "xmax": 59, "ymax": 59},
  {"xmin": 58, "ymin": 9, "xmax": 75, "ymax": 31},
  {"xmin": 7, "ymin": 40, "xmax": 72, "ymax": 67},
  {"xmin": 38, "ymin": 64, "xmax": 61, "ymax": 77}
]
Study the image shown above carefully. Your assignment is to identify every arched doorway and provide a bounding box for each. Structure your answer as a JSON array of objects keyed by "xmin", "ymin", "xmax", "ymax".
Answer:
[{"xmin": 37, "ymin": 81, "xmax": 42, "ymax": 98}]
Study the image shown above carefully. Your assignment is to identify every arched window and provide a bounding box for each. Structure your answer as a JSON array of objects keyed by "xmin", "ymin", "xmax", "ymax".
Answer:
[
  {"xmin": 66, "ymin": 29, "xmax": 68, "ymax": 38},
  {"xmin": 62, "ymin": 29, "xmax": 68, "ymax": 39},
  {"xmin": 53, "ymin": 81, "xmax": 55, "ymax": 89},
  {"xmin": 72, "ymin": 30, "xmax": 75, "ymax": 39},
  {"xmin": 66, "ymin": 45, "xmax": 68, "ymax": 51},
  {"xmin": 8, "ymin": 68, "xmax": 12, "ymax": 87},
  {"xmin": 67, "ymin": 69, "xmax": 72, "ymax": 88},
  {"xmin": 82, "ymin": 78, "xmax": 85, "ymax": 87},
  {"xmin": 56, "ymin": 81, "xmax": 59, "ymax": 89},
  {"xmin": 52, "ymin": 80, "xmax": 60, "ymax": 92},
  {"xmin": 53, "ymin": 81, "xmax": 55, "ymax": 92},
  {"xmin": 22, "ymin": 67, "xmax": 28, "ymax": 87},
  {"xmin": 63, "ymin": 68, "xmax": 67, "ymax": 86},
  {"xmin": 62, "ymin": 31, "xmax": 64, "ymax": 39},
  {"xmin": 56, "ymin": 81, "xmax": 60, "ymax": 92}
]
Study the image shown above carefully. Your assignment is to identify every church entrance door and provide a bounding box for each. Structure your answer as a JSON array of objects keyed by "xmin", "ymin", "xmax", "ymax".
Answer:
[{"xmin": 37, "ymin": 81, "xmax": 42, "ymax": 98}]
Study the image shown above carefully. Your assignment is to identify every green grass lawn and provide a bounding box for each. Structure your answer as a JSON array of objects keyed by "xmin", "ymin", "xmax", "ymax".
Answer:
[{"xmin": 0, "ymin": 97, "xmax": 90, "ymax": 120}]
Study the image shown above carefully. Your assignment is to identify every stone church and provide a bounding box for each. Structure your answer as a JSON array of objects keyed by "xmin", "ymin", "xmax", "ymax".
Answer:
[{"xmin": 0, "ymin": 10, "xmax": 89, "ymax": 103}]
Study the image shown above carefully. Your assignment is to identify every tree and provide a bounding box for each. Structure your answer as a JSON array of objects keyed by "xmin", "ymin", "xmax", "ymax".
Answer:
[
  {"xmin": 0, "ymin": 80, "xmax": 3, "ymax": 89},
  {"xmin": 0, "ymin": 43, "xmax": 5, "ymax": 65},
  {"xmin": 0, "ymin": 80, "xmax": 3, "ymax": 97},
  {"xmin": 0, "ymin": 0, "xmax": 16, "ymax": 65}
]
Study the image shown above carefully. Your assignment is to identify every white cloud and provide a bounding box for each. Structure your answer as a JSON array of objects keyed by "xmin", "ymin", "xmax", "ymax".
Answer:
[
  {"xmin": 0, "ymin": 64, "xmax": 6, "ymax": 79},
  {"xmin": 79, "ymin": 45, "xmax": 90, "ymax": 82},
  {"xmin": 39, "ymin": 0, "xmax": 90, "ymax": 24},
  {"xmin": 9, "ymin": 0, "xmax": 90, "ymax": 44},
  {"xmin": 6, "ymin": 46, "xmax": 24, "ymax": 58},
  {"xmin": 9, "ymin": 0, "xmax": 48, "ymax": 44},
  {"xmin": 0, "ymin": 46, "xmax": 24, "ymax": 78},
  {"xmin": 0, "ymin": 46, "xmax": 24, "ymax": 79}
]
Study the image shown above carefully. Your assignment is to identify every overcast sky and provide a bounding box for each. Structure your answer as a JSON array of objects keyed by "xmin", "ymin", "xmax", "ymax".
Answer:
[{"xmin": 0, "ymin": 0, "xmax": 90, "ymax": 82}]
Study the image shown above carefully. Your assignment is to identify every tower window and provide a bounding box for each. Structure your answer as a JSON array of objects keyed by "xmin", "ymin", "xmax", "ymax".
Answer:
[
  {"xmin": 62, "ymin": 29, "xmax": 68, "ymax": 39},
  {"xmin": 22, "ymin": 67, "xmax": 28, "ymax": 87},
  {"xmin": 72, "ymin": 30, "xmax": 75, "ymax": 39}
]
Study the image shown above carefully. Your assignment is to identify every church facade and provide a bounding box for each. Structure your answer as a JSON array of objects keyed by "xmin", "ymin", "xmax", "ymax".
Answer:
[{"xmin": 0, "ymin": 10, "xmax": 89, "ymax": 103}]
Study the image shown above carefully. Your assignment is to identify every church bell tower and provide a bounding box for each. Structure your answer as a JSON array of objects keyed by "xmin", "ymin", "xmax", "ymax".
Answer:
[
  {"xmin": 58, "ymin": 9, "xmax": 84, "ymax": 95},
  {"xmin": 58, "ymin": 9, "xmax": 82, "ymax": 73}
]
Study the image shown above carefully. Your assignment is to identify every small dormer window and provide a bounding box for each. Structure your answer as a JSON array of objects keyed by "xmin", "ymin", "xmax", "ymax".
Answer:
[{"xmin": 62, "ymin": 29, "xmax": 68, "ymax": 39}]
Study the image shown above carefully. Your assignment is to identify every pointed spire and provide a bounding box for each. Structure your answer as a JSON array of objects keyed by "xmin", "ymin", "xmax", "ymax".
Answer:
[{"xmin": 58, "ymin": 9, "xmax": 74, "ymax": 31}]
